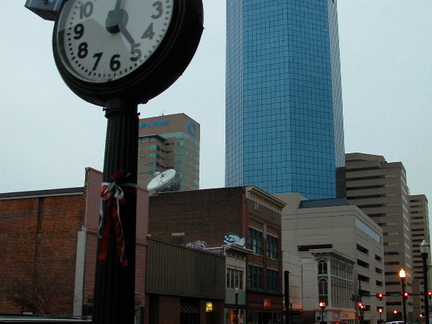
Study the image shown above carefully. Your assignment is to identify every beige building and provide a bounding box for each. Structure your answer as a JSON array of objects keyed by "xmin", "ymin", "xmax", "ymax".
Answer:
[
  {"xmin": 338, "ymin": 153, "xmax": 415, "ymax": 322},
  {"xmin": 276, "ymin": 193, "xmax": 385, "ymax": 324},
  {"xmin": 138, "ymin": 113, "xmax": 200, "ymax": 191},
  {"xmin": 410, "ymin": 194, "xmax": 430, "ymax": 319}
]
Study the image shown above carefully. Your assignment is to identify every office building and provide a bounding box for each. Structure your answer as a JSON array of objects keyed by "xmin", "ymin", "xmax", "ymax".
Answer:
[
  {"xmin": 148, "ymin": 186, "xmax": 286, "ymax": 323},
  {"xmin": 409, "ymin": 194, "xmax": 430, "ymax": 319},
  {"xmin": 225, "ymin": 0, "xmax": 345, "ymax": 199},
  {"xmin": 276, "ymin": 193, "xmax": 385, "ymax": 324},
  {"xmin": 338, "ymin": 153, "xmax": 414, "ymax": 321},
  {"xmin": 138, "ymin": 113, "xmax": 200, "ymax": 191}
]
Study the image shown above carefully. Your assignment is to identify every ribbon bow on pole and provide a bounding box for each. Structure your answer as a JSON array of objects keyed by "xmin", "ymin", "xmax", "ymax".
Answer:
[{"xmin": 97, "ymin": 170, "xmax": 136, "ymax": 268}]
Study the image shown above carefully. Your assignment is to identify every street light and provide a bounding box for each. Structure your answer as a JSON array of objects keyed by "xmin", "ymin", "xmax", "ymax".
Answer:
[
  {"xmin": 378, "ymin": 307, "xmax": 383, "ymax": 324},
  {"xmin": 399, "ymin": 268, "xmax": 408, "ymax": 324},
  {"xmin": 319, "ymin": 301, "xmax": 326, "ymax": 324},
  {"xmin": 235, "ymin": 287, "xmax": 239, "ymax": 324},
  {"xmin": 358, "ymin": 302, "xmax": 366, "ymax": 324},
  {"xmin": 421, "ymin": 240, "xmax": 430, "ymax": 324}
]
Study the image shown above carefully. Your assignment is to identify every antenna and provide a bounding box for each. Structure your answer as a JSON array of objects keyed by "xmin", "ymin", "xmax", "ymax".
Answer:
[{"xmin": 147, "ymin": 169, "xmax": 176, "ymax": 193}]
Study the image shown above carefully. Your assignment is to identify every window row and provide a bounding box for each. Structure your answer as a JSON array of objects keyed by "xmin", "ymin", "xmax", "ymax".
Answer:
[{"xmin": 248, "ymin": 228, "xmax": 279, "ymax": 259}]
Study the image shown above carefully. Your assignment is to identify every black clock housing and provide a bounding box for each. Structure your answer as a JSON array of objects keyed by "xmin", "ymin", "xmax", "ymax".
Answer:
[{"xmin": 52, "ymin": 0, "xmax": 204, "ymax": 106}]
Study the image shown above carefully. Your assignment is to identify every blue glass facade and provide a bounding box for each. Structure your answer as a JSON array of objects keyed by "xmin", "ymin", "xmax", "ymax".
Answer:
[{"xmin": 225, "ymin": 0, "xmax": 345, "ymax": 199}]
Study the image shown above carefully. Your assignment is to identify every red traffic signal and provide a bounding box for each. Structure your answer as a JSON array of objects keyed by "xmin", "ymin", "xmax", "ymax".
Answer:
[
  {"xmin": 428, "ymin": 291, "xmax": 432, "ymax": 297},
  {"xmin": 358, "ymin": 302, "xmax": 366, "ymax": 309},
  {"xmin": 403, "ymin": 292, "xmax": 409, "ymax": 299},
  {"xmin": 376, "ymin": 292, "xmax": 384, "ymax": 300}
]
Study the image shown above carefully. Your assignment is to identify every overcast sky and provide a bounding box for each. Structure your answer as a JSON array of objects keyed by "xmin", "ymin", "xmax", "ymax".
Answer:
[{"xmin": 1, "ymin": 1, "xmax": 431, "ymax": 202}]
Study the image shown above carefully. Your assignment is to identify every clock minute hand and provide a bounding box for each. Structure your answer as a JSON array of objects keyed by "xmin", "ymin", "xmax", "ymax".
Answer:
[{"xmin": 118, "ymin": 21, "xmax": 135, "ymax": 45}]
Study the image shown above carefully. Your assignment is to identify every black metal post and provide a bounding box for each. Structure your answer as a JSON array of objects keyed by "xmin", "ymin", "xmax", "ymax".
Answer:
[
  {"xmin": 401, "ymin": 277, "xmax": 407, "ymax": 324},
  {"xmin": 422, "ymin": 250, "xmax": 430, "ymax": 324},
  {"xmin": 319, "ymin": 302, "xmax": 326, "ymax": 324},
  {"xmin": 235, "ymin": 288, "xmax": 239, "ymax": 324},
  {"xmin": 285, "ymin": 271, "xmax": 290, "ymax": 324},
  {"xmin": 92, "ymin": 98, "xmax": 138, "ymax": 324}
]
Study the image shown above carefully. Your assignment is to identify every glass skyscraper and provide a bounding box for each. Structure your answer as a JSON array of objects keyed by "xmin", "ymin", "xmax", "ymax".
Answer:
[{"xmin": 225, "ymin": 0, "xmax": 345, "ymax": 199}]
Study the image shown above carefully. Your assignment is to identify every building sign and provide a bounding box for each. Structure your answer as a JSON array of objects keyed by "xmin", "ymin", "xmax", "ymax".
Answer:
[
  {"xmin": 139, "ymin": 120, "xmax": 170, "ymax": 128},
  {"xmin": 187, "ymin": 121, "xmax": 197, "ymax": 135}
]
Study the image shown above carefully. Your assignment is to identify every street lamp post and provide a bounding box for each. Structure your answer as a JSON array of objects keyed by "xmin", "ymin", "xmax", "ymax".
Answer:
[
  {"xmin": 421, "ymin": 240, "xmax": 430, "ymax": 324},
  {"xmin": 235, "ymin": 287, "xmax": 239, "ymax": 324},
  {"xmin": 358, "ymin": 302, "xmax": 365, "ymax": 324},
  {"xmin": 399, "ymin": 268, "xmax": 408, "ymax": 324},
  {"xmin": 319, "ymin": 301, "xmax": 326, "ymax": 324},
  {"xmin": 379, "ymin": 307, "xmax": 383, "ymax": 324}
]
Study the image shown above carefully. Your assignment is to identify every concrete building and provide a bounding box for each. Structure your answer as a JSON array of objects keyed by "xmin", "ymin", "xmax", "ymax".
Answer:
[
  {"xmin": 337, "ymin": 153, "xmax": 414, "ymax": 322},
  {"xmin": 138, "ymin": 113, "xmax": 200, "ymax": 191},
  {"xmin": 204, "ymin": 244, "xmax": 252, "ymax": 324},
  {"xmin": 225, "ymin": 0, "xmax": 345, "ymax": 199},
  {"xmin": 148, "ymin": 186, "xmax": 286, "ymax": 324},
  {"xmin": 409, "ymin": 194, "xmax": 430, "ymax": 319},
  {"xmin": 276, "ymin": 193, "xmax": 385, "ymax": 324}
]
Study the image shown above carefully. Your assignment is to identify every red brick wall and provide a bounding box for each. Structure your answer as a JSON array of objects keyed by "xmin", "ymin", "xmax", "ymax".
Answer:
[
  {"xmin": 148, "ymin": 187, "xmax": 244, "ymax": 247},
  {"xmin": 0, "ymin": 194, "xmax": 86, "ymax": 315}
]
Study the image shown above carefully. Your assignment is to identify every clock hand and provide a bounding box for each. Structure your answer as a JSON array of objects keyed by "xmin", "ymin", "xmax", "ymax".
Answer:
[
  {"xmin": 106, "ymin": 8, "xmax": 135, "ymax": 44},
  {"xmin": 119, "ymin": 22, "xmax": 135, "ymax": 44},
  {"xmin": 114, "ymin": 0, "xmax": 122, "ymax": 11}
]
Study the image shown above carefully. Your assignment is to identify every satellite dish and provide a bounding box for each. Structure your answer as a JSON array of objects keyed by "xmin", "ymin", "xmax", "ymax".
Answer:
[{"xmin": 147, "ymin": 169, "xmax": 176, "ymax": 192}]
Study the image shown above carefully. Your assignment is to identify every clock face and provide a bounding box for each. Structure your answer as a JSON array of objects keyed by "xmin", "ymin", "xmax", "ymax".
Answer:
[{"xmin": 55, "ymin": 0, "xmax": 174, "ymax": 83}]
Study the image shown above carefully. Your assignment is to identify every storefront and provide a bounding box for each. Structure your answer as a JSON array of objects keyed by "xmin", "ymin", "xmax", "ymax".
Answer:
[{"xmin": 247, "ymin": 293, "xmax": 284, "ymax": 324}]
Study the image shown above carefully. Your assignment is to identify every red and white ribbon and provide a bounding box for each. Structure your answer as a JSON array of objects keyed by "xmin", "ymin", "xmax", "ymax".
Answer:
[{"xmin": 98, "ymin": 181, "xmax": 136, "ymax": 267}]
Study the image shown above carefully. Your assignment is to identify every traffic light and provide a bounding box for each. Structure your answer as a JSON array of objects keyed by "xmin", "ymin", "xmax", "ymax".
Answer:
[
  {"xmin": 358, "ymin": 302, "xmax": 366, "ymax": 310},
  {"xmin": 428, "ymin": 291, "xmax": 432, "ymax": 297},
  {"xmin": 403, "ymin": 292, "xmax": 409, "ymax": 299},
  {"xmin": 376, "ymin": 292, "xmax": 384, "ymax": 300}
]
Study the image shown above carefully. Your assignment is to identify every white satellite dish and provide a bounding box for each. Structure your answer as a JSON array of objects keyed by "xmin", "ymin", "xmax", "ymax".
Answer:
[{"xmin": 147, "ymin": 169, "xmax": 176, "ymax": 192}]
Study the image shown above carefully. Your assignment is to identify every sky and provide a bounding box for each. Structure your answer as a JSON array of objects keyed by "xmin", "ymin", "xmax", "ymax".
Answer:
[{"xmin": 1, "ymin": 1, "xmax": 431, "ymax": 202}]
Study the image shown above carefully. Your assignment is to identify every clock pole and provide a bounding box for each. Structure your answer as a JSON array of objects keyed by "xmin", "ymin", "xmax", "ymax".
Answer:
[{"xmin": 92, "ymin": 98, "xmax": 138, "ymax": 324}]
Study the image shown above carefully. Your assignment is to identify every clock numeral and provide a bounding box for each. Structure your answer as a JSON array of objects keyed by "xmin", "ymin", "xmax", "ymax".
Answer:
[
  {"xmin": 131, "ymin": 44, "xmax": 142, "ymax": 62},
  {"xmin": 78, "ymin": 42, "xmax": 89, "ymax": 59},
  {"xmin": 110, "ymin": 54, "xmax": 121, "ymax": 71},
  {"xmin": 92, "ymin": 52, "xmax": 103, "ymax": 70},
  {"xmin": 73, "ymin": 23, "xmax": 85, "ymax": 40},
  {"xmin": 141, "ymin": 23, "xmax": 155, "ymax": 40},
  {"xmin": 151, "ymin": 1, "xmax": 163, "ymax": 19},
  {"xmin": 79, "ymin": 1, "xmax": 93, "ymax": 19}
]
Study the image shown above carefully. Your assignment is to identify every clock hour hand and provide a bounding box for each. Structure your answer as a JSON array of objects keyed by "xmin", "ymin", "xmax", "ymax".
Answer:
[{"xmin": 106, "ymin": 9, "xmax": 135, "ymax": 44}]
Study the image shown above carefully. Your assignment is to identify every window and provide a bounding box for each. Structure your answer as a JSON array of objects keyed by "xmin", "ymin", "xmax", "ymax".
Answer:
[
  {"xmin": 249, "ymin": 265, "xmax": 263, "ymax": 290},
  {"xmin": 267, "ymin": 235, "xmax": 279, "ymax": 259},
  {"xmin": 248, "ymin": 228, "xmax": 263, "ymax": 255},
  {"xmin": 318, "ymin": 260, "xmax": 327, "ymax": 274},
  {"xmin": 318, "ymin": 278, "xmax": 328, "ymax": 304},
  {"xmin": 227, "ymin": 268, "xmax": 244, "ymax": 290},
  {"xmin": 267, "ymin": 269, "xmax": 279, "ymax": 292}
]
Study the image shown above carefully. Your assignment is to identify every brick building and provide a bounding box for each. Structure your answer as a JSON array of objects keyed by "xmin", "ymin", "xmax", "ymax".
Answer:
[
  {"xmin": 148, "ymin": 186, "xmax": 286, "ymax": 323},
  {"xmin": 0, "ymin": 168, "xmax": 148, "ymax": 318}
]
